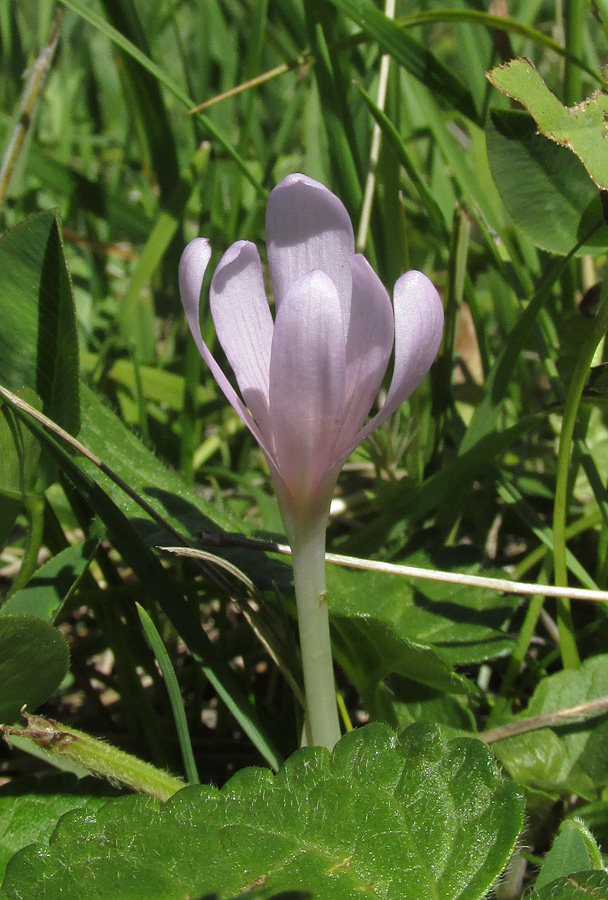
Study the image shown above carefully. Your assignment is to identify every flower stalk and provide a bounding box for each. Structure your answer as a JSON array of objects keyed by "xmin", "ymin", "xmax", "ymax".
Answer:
[{"xmin": 289, "ymin": 513, "xmax": 340, "ymax": 748}]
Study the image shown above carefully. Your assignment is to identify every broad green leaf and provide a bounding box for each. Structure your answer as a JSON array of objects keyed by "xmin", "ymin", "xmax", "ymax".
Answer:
[
  {"xmin": 494, "ymin": 655, "xmax": 608, "ymax": 799},
  {"xmin": 0, "ymin": 723, "xmax": 524, "ymax": 900},
  {"xmin": 0, "ymin": 775, "xmax": 113, "ymax": 880},
  {"xmin": 485, "ymin": 109, "xmax": 607, "ymax": 255},
  {"xmin": 0, "ymin": 616, "xmax": 69, "ymax": 724},
  {"xmin": 0, "ymin": 212, "xmax": 79, "ymax": 437},
  {"xmin": 328, "ymin": 549, "xmax": 517, "ymax": 667},
  {"xmin": 535, "ymin": 819, "xmax": 604, "ymax": 891},
  {"xmin": 332, "ymin": 614, "xmax": 472, "ymax": 699},
  {"xmin": 0, "ymin": 539, "xmax": 98, "ymax": 623},
  {"xmin": 488, "ymin": 58, "xmax": 608, "ymax": 191},
  {"xmin": 370, "ymin": 677, "xmax": 475, "ymax": 735},
  {"xmin": 529, "ymin": 871, "xmax": 608, "ymax": 900}
]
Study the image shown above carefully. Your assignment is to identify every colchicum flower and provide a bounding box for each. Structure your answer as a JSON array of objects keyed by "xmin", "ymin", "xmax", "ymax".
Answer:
[{"xmin": 179, "ymin": 173, "xmax": 444, "ymax": 750}]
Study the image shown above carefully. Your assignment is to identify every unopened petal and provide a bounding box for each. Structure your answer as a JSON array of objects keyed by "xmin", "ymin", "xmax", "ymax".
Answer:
[
  {"xmin": 342, "ymin": 270, "xmax": 444, "ymax": 457},
  {"xmin": 335, "ymin": 254, "xmax": 394, "ymax": 452},
  {"xmin": 269, "ymin": 269, "xmax": 346, "ymax": 505},
  {"xmin": 178, "ymin": 238, "xmax": 273, "ymax": 460},
  {"xmin": 266, "ymin": 173, "xmax": 354, "ymax": 327},
  {"xmin": 210, "ymin": 241, "xmax": 273, "ymax": 441}
]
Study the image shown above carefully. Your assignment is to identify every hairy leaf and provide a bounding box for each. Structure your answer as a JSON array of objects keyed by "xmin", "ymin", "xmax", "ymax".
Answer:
[{"xmin": 0, "ymin": 723, "xmax": 523, "ymax": 900}]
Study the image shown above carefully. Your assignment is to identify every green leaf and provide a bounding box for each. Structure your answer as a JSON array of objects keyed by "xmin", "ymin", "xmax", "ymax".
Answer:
[
  {"xmin": 0, "ymin": 388, "xmax": 42, "ymax": 545},
  {"xmin": 530, "ymin": 871, "xmax": 608, "ymax": 900},
  {"xmin": 485, "ymin": 109, "xmax": 608, "ymax": 255},
  {"xmin": 535, "ymin": 819, "xmax": 604, "ymax": 891},
  {"xmin": 572, "ymin": 800, "xmax": 608, "ymax": 851},
  {"xmin": 0, "ymin": 539, "xmax": 98, "ymax": 623},
  {"xmin": 332, "ymin": 614, "xmax": 472, "ymax": 700},
  {"xmin": 493, "ymin": 655, "xmax": 608, "ymax": 799},
  {"xmin": 0, "ymin": 212, "xmax": 80, "ymax": 436},
  {"xmin": 488, "ymin": 58, "xmax": 608, "ymax": 191},
  {"xmin": 0, "ymin": 616, "xmax": 69, "ymax": 724},
  {"xmin": 0, "ymin": 388, "xmax": 42, "ymax": 503},
  {"xmin": 78, "ymin": 381, "xmax": 235, "ymax": 540},
  {"xmin": 375, "ymin": 677, "xmax": 475, "ymax": 735},
  {"xmin": 0, "ymin": 723, "xmax": 524, "ymax": 900},
  {"xmin": 0, "ymin": 776, "xmax": 113, "ymax": 881},
  {"xmin": 328, "ymin": 549, "xmax": 517, "ymax": 667}
]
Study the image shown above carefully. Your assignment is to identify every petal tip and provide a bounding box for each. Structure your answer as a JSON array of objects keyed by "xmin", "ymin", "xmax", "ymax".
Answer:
[{"xmin": 179, "ymin": 238, "xmax": 212, "ymax": 312}]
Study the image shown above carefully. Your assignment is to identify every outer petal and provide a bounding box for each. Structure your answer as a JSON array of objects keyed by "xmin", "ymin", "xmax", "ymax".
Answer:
[
  {"xmin": 178, "ymin": 238, "xmax": 274, "ymax": 461},
  {"xmin": 340, "ymin": 270, "xmax": 444, "ymax": 458},
  {"xmin": 335, "ymin": 254, "xmax": 394, "ymax": 452},
  {"xmin": 210, "ymin": 241, "xmax": 274, "ymax": 441},
  {"xmin": 266, "ymin": 173, "xmax": 355, "ymax": 327},
  {"xmin": 269, "ymin": 269, "xmax": 346, "ymax": 505}
]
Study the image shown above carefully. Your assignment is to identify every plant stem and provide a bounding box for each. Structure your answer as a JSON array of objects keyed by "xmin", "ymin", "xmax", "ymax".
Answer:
[
  {"xmin": 290, "ymin": 521, "xmax": 341, "ymax": 750},
  {"xmin": 3, "ymin": 713, "xmax": 184, "ymax": 801},
  {"xmin": 563, "ymin": 0, "xmax": 584, "ymax": 106},
  {"xmin": 553, "ymin": 274, "xmax": 608, "ymax": 669}
]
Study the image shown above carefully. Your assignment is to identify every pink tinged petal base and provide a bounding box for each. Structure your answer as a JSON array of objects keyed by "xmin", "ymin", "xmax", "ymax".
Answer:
[
  {"xmin": 341, "ymin": 270, "xmax": 444, "ymax": 459},
  {"xmin": 266, "ymin": 174, "xmax": 355, "ymax": 329},
  {"xmin": 335, "ymin": 254, "xmax": 394, "ymax": 454},
  {"xmin": 210, "ymin": 241, "xmax": 274, "ymax": 442},
  {"xmin": 269, "ymin": 269, "xmax": 347, "ymax": 508},
  {"xmin": 178, "ymin": 239, "xmax": 275, "ymax": 463}
]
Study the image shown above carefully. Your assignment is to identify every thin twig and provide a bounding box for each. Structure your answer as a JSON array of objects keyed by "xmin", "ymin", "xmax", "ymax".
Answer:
[
  {"xmin": 174, "ymin": 532, "xmax": 608, "ymax": 604},
  {"xmin": 189, "ymin": 54, "xmax": 311, "ymax": 112},
  {"xmin": 480, "ymin": 696, "xmax": 608, "ymax": 743}
]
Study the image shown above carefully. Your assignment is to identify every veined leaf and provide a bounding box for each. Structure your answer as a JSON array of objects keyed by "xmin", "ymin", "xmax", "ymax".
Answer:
[{"xmin": 0, "ymin": 723, "xmax": 524, "ymax": 900}]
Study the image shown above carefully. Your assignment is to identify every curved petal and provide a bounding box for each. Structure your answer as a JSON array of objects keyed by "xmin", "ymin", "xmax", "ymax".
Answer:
[
  {"xmin": 340, "ymin": 269, "xmax": 444, "ymax": 459},
  {"xmin": 266, "ymin": 173, "xmax": 355, "ymax": 328},
  {"xmin": 210, "ymin": 241, "xmax": 274, "ymax": 441},
  {"xmin": 335, "ymin": 254, "xmax": 394, "ymax": 453},
  {"xmin": 178, "ymin": 238, "xmax": 275, "ymax": 462},
  {"xmin": 269, "ymin": 269, "xmax": 346, "ymax": 506}
]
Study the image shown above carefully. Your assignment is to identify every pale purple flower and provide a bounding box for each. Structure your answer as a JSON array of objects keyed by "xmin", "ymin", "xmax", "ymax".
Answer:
[{"xmin": 179, "ymin": 173, "xmax": 443, "ymax": 538}]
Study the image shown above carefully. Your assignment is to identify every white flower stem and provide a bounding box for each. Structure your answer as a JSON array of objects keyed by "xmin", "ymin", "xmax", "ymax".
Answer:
[{"xmin": 290, "ymin": 521, "xmax": 341, "ymax": 750}]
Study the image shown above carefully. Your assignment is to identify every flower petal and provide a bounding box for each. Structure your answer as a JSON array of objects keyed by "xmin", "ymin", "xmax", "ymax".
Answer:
[
  {"xmin": 335, "ymin": 254, "xmax": 394, "ymax": 452},
  {"xmin": 341, "ymin": 270, "xmax": 444, "ymax": 457},
  {"xmin": 266, "ymin": 173, "xmax": 355, "ymax": 326},
  {"xmin": 178, "ymin": 238, "xmax": 274, "ymax": 460},
  {"xmin": 210, "ymin": 241, "xmax": 274, "ymax": 441},
  {"xmin": 269, "ymin": 269, "xmax": 346, "ymax": 504}
]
